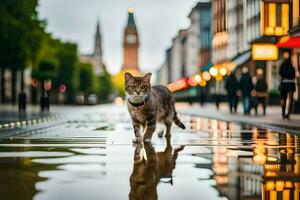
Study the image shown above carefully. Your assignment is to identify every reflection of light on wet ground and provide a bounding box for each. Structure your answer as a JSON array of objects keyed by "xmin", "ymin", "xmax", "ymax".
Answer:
[{"xmin": 0, "ymin": 106, "xmax": 299, "ymax": 200}]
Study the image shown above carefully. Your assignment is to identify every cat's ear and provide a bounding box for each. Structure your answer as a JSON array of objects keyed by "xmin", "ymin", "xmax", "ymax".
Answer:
[
  {"xmin": 143, "ymin": 73, "xmax": 152, "ymax": 83},
  {"xmin": 124, "ymin": 72, "xmax": 134, "ymax": 82}
]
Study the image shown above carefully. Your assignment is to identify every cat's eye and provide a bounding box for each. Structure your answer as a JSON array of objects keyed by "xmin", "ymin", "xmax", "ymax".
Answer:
[
  {"xmin": 141, "ymin": 85, "xmax": 146, "ymax": 89},
  {"xmin": 130, "ymin": 86, "xmax": 135, "ymax": 89}
]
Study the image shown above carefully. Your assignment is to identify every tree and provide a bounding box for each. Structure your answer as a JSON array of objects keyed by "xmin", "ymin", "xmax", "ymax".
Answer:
[
  {"xmin": 79, "ymin": 63, "xmax": 94, "ymax": 95},
  {"xmin": 0, "ymin": 0, "xmax": 45, "ymax": 105},
  {"xmin": 55, "ymin": 42, "xmax": 80, "ymax": 103},
  {"xmin": 98, "ymin": 66, "xmax": 113, "ymax": 102}
]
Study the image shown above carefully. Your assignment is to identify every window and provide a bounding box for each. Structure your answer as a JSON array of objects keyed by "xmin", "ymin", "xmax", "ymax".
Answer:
[
  {"xmin": 276, "ymin": 4, "xmax": 282, "ymax": 26},
  {"xmin": 261, "ymin": 2, "xmax": 289, "ymax": 36}
]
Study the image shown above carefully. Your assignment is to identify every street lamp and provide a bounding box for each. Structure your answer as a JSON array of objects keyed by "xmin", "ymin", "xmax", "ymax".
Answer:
[
  {"xmin": 209, "ymin": 67, "xmax": 218, "ymax": 77},
  {"xmin": 209, "ymin": 65, "xmax": 227, "ymax": 110},
  {"xmin": 219, "ymin": 67, "xmax": 227, "ymax": 76},
  {"xmin": 199, "ymin": 80, "xmax": 207, "ymax": 87},
  {"xmin": 202, "ymin": 71, "xmax": 211, "ymax": 81},
  {"xmin": 188, "ymin": 76, "xmax": 198, "ymax": 87},
  {"xmin": 194, "ymin": 74, "xmax": 202, "ymax": 83}
]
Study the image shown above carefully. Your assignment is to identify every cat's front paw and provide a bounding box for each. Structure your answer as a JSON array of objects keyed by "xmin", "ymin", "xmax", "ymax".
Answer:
[{"xmin": 132, "ymin": 137, "xmax": 142, "ymax": 143}]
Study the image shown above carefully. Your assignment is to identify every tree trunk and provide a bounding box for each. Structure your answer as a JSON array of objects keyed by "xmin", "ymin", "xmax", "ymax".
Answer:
[
  {"xmin": 11, "ymin": 69, "xmax": 17, "ymax": 105},
  {"xmin": 21, "ymin": 68, "xmax": 24, "ymax": 93},
  {"xmin": 18, "ymin": 68, "xmax": 26, "ymax": 112}
]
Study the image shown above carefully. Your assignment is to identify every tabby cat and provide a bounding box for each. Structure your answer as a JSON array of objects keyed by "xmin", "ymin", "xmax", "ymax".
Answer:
[{"xmin": 124, "ymin": 72, "xmax": 185, "ymax": 143}]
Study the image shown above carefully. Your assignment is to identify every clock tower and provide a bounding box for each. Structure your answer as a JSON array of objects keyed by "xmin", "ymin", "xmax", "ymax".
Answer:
[{"xmin": 122, "ymin": 8, "xmax": 139, "ymax": 72}]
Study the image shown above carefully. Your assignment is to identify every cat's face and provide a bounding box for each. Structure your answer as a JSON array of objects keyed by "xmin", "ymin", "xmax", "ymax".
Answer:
[{"xmin": 124, "ymin": 73, "xmax": 152, "ymax": 101}]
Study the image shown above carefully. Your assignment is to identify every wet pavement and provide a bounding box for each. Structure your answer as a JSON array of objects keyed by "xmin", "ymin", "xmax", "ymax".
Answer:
[{"xmin": 0, "ymin": 104, "xmax": 299, "ymax": 200}]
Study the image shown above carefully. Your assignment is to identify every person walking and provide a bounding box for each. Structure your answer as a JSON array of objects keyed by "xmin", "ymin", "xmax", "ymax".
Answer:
[
  {"xmin": 225, "ymin": 72, "xmax": 238, "ymax": 113},
  {"xmin": 253, "ymin": 69, "xmax": 268, "ymax": 115},
  {"xmin": 279, "ymin": 51, "xmax": 296, "ymax": 119},
  {"xmin": 239, "ymin": 67, "xmax": 254, "ymax": 115}
]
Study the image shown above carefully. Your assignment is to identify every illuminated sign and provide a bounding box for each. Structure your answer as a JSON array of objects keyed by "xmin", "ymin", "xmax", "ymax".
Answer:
[{"xmin": 252, "ymin": 44, "xmax": 278, "ymax": 60}]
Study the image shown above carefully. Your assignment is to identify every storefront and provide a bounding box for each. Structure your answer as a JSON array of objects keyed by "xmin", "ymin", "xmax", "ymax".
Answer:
[{"xmin": 276, "ymin": 35, "xmax": 300, "ymax": 112}]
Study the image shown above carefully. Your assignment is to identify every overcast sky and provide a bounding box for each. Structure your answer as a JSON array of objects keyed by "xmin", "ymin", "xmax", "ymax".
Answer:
[{"xmin": 38, "ymin": 0, "xmax": 199, "ymax": 74}]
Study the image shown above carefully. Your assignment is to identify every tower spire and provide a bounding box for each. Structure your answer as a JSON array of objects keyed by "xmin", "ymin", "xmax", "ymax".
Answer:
[
  {"xmin": 93, "ymin": 19, "xmax": 103, "ymax": 74},
  {"xmin": 127, "ymin": 8, "xmax": 136, "ymax": 28},
  {"xmin": 96, "ymin": 19, "xmax": 100, "ymax": 34}
]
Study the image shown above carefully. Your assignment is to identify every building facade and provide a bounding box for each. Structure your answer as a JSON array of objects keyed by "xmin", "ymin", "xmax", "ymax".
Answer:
[
  {"xmin": 169, "ymin": 30, "xmax": 187, "ymax": 82},
  {"xmin": 198, "ymin": 2, "xmax": 212, "ymax": 69},
  {"xmin": 157, "ymin": 2, "xmax": 212, "ymax": 84},
  {"xmin": 185, "ymin": 6, "xmax": 201, "ymax": 76},
  {"xmin": 212, "ymin": 0, "xmax": 227, "ymax": 64},
  {"xmin": 80, "ymin": 21, "xmax": 104, "ymax": 75},
  {"xmin": 226, "ymin": 0, "xmax": 248, "ymax": 60}
]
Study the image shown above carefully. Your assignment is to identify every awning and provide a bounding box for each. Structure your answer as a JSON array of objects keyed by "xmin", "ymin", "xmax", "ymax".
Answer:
[
  {"xmin": 276, "ymin": 36, "xmax": 300, "ymax": 48},
  {"xmin": 200, "ymin": 62, "xmax": 213, "ymax": 71},
  {"xmin": 224, "ymin": 51, "xmax": 251, "ymax": 72}
]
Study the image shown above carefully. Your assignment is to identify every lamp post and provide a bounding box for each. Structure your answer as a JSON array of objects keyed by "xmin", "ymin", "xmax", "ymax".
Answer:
[
  {"xmin": 40, "ymin": 79, "xmax": 51, "ymax": 112},
  {"xmin": 209, "ymin": 66, "xmax": 220, "ymax": 109}
]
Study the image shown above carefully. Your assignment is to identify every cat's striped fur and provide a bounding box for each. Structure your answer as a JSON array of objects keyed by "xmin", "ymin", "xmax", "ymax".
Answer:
[{"xmin": 124, "ymin": 72, "xmax": 185, "ymax": 143}]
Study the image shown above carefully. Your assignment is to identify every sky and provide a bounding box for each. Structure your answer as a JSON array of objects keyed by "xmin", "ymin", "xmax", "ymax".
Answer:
[{"xmin": 38, "ymin": 0, "xmax": 199, "ymax": 74}]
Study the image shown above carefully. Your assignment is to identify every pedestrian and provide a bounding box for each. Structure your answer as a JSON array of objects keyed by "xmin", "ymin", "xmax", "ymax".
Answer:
[
  {"xmin": 253, "ymin": 69, "xmax": 268, "ymax": 115},
  {"xmin": 225, "ymin": 72, "xmax": 238, "ymax": 113},
  {"xmin": 239, "ymin": 67, "xmax": 254, "ymax": 115},
  {"xmin": 279, "ymin": 51, "xmax": 296, "ymax": 119}
]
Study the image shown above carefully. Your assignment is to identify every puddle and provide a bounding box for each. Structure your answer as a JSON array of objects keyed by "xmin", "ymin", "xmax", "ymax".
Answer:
[{"xmin": 0, "ymin": 110, "xmax": 299, "ymax": 200}]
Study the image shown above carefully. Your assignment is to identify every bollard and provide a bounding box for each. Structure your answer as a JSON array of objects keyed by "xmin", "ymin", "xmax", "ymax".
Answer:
[
  {"xmin": 40, "ymin": 96, "xmax": 50, "ymax": 112},
  {"xmin": 18, "ymin": 93, "xmax": 26, "ymax": 112}
]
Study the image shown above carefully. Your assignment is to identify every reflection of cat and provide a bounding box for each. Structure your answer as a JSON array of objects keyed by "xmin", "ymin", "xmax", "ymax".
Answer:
[{"xmin": 129, "ymin": 139, "xmax": 184, "ymax": 200}]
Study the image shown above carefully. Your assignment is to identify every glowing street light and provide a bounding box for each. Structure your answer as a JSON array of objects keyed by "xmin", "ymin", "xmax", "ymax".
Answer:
[
  {"xmin": 209, "ymin": 67, "xmax": 218, "ymax": 77},
  {"xmin": 44, "ymin": 80, "xmax": 52, "ymax": 91},
  {"xmin": 216, "ymin": 75, "xmax": 223, "ymax": 81},
  {"xmin": 59, "ymin": 84, "xmax": 67, "ymax": 93},
  {"xmin": 188, "ymin": 77, "xmax": 197, "ymax": 87},
  {"xmin": 199, "ymin": 80, "xmax": 207, "ymax": 87},
  {"xmin": 202, "ymin": 71, "xmax": 211, "ymax": 81},
  {"xmin": 194, "ymin": 74, "xmax": 202, "ymax": 83},
  {"xmin": 32, "ymin": 79, "xmax": 39, "ymax": 88},
  {"xmin": 219, "ymin": 67, "xmax": 227, "ymax": 76}
]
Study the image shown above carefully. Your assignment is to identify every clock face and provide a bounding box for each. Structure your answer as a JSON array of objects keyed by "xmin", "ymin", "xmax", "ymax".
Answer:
[{"xmin": 126, "ymin": 34, "xmax": 137, "ymax": 44}]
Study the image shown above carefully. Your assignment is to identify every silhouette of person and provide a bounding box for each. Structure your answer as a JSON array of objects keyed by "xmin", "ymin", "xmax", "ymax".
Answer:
[
  {"xmin": 225, "ymin": 72, "xmax": 239, "ymax": 113},
  {"xmin": 239, "ymin": 67, "xmax": 254, "ymax": 115},
  {"xmin": 254, "ymin": 68, "xmax": 268, "ymax": 115},
  {"xmin": 279, "ymin": 51, "xmax": 296, "ymax": 119}
]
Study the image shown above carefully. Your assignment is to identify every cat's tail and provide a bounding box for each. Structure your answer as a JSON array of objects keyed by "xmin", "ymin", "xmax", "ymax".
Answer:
[{"xmin": 173, "ymin": 113, "xmax": 185, "ymax": 129}]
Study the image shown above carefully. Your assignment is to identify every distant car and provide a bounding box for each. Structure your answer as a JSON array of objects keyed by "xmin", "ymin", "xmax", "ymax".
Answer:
[{"xmin": 88, "ymin": 94, "xmax": 98, "ymax": 105}]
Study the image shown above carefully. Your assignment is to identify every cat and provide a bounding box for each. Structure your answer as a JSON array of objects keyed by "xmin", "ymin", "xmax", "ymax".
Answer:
[
  {"xmin": 129, "ymin": 139, "xmax": 184, "ymax": 200},
  {"xmin": 124, "ymin": 72, "xmax": 185, "ymax": 143}
]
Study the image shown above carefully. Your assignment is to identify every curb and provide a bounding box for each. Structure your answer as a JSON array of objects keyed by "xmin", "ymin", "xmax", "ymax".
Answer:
[{"xmin": 179, "ymin": 111, "xmax": 300, "ymax": 135}]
